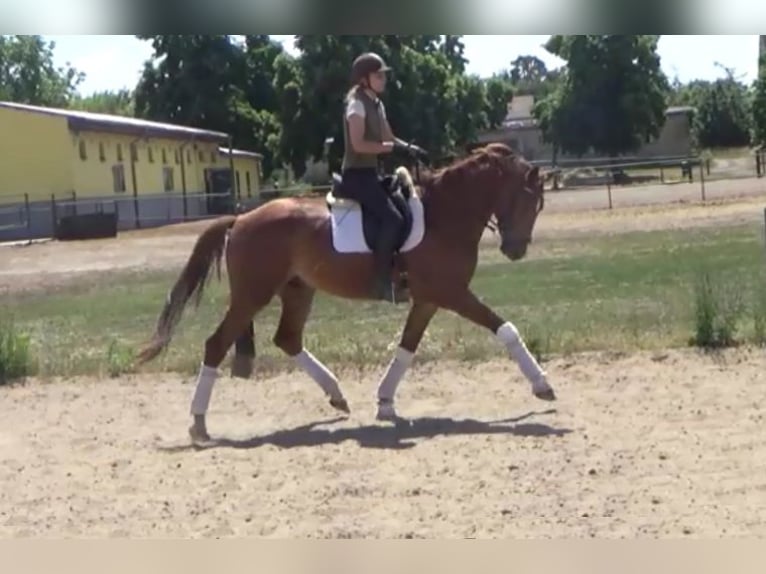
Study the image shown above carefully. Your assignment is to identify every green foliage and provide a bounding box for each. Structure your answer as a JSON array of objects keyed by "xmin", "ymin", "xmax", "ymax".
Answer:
[
  {"xmin": 0, "ymin": 315, "xmax": 33, "ymax": 385},
  {"xmin": 132, "ymin": 35, "xmax": 517, "ymax": 178},
  {"xmin": 508, "ymin": 55, "xmax": 561, "ymax": 99},
  {"xmin": 695, "ymin": 78, "xmax": 752, "ymax": 148},
  {"xmin": 533, "ymin": 35, "xmax": 670, "ymax": 157},
  {"xmin": 690, "ymin": 270, "xmax": 745, "ymax": 349},
  {"xmin": 70, "ymin": 89, "xmax": 135, "ymax": 116},
  {"xmin": 0, "ymin": 35, "xmax": 83, "ymax": 106},
  {"xmin": 752, "ymin": 54, "xmax": 766, "ymax": 147}
]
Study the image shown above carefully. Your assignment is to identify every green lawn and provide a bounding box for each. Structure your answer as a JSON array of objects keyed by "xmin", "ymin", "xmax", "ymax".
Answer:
[{"xmin": 2, "ymin": 221, "xmax": 766, "ymax": 381}]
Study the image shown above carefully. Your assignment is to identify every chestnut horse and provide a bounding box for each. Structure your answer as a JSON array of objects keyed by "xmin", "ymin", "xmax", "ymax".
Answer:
[{"xmin": 137, "ymin": 142, "xmax": 556, "ymax": 443}]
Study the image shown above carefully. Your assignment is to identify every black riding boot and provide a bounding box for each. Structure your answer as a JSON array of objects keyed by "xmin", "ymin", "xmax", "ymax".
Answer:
[{"xmin": 372, "ymin": 225, "xmax": 409, "ymax": 304}]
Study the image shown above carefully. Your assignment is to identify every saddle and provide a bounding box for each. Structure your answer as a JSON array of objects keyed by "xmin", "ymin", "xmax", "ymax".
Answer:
[{"xmin": 327, "ymin": 171, "xmax": 415, "ymax": 254}]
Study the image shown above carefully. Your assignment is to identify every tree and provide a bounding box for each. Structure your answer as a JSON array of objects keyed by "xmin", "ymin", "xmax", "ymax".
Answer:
[
  {"xmin": 753, "ymin": 53, "xmax": 766, "ymax": 146},
  {"xmin": 0, "ymin": 35, "xmax": 83, "ymax": 106},
  {"xmin": 133, "ymin": 35, "xmax": 285, "ymax": 176},
  {"xmin": 692, "ymin": 76, "xmax": 752, "ymax": 148},
  {"xmin": 70, "ymin": 89, "xmax": 135, "ymax": 116},
  {"xmin": 533, "ymin": 35, "xmax": 670, "ymax": 157},
  {"xmin": 292, "ymin": 35, "xmax": 491, "ymax": 171}
]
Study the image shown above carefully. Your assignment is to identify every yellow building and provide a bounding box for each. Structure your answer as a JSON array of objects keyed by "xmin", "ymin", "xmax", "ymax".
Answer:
[
  {"xmin": 0, "ymin": 100, "xmax": 238, "ymax": 203},
  {"xmin": 218, "ymin": 146, "xmax": 263, "ymax": 200}
]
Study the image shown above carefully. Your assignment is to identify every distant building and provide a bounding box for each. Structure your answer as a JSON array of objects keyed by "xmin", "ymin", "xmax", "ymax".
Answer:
[
  {"xmin": 218, "ymin": 146, "xmax": 263, "ymax": 200},
  {"xmin": 476, "ymin": 95, "xmax": 695, "ymax": 162},
  {"xmin": 0, "ymin": 101, "xmax": 234, "ymax": 202},
  {"xmin": 0, "ymin": 101, "xmax": 262, "ymax": 241}
]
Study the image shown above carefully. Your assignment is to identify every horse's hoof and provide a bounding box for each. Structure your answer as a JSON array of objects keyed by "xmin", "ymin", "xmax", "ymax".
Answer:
[
  {"xmin": 230, "ymin": 355, "xmax": 254, "ymax": 379},
  {"xmin": 189, "ymin": 420, "xmax": 211, "ymax": 445},
  {"xmin": 376, "ymin": 400, "xmax": 398, "ymax": 422},
  {"xmin": 330, "ymin": 397, "xmax": 350, "ymax": 414},
  {"xmin": 534, "ymin": 388, "xmax": 557, "ymax": 401}
]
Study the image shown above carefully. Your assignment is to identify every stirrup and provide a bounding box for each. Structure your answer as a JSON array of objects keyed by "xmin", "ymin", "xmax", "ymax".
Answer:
[{"xmin": 377, "ymin": 281, "xmax": 410, "ymax": 304}]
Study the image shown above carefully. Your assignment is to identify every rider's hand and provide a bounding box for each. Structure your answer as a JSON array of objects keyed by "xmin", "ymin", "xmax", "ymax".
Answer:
[{"xmin": 407, "ymin": 143, "xmax": 428, "ymax": 161}]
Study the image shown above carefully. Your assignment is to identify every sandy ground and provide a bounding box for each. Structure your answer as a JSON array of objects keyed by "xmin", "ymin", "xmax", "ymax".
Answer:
[
  {"xmin": 3, "ymin": 178, "xmax": 766, "ymax": 537},
  {"xmin": 2, "ymin": 347, "xmax": 766, "ymax": 538}
]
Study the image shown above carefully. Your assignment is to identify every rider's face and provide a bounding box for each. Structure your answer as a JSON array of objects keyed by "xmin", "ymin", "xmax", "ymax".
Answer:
[{"xmin": 368, "ymin": 71, "xmax": 387, "ymax": 93}]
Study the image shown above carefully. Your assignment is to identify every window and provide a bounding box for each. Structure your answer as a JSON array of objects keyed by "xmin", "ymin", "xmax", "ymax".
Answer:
[
  {"xmin": 236, "ymin": 170, "xmax": 241, "ymax": 195},
  {"xmin": 163, "ymin": 166, "xmax": 174, "ymax": 192},
  {"xmin": 174, "ymin": 149, "xmax": 180, "ymax": 164},
  {"xmin": 130, "ymin": 143, "xmax": 138, "ymax": 162},
  {"xmin": 210, "ymin": 150, "xmax": 217, "ymax": 163},
  {"xmin": 198, "ymin": 150, "xmax": 204, "ymax": 162},
  {"xmin": 187, "ymin": 149, "xmax": 192, "ymax": 163},
  {"xmin": 99, "ymin": 142, "xmax": 106, "ymax": 162},
  {"xmin": 112, "ymin": 164, "xmax": 126, "ymax": 193},
  {"xmin": 161, "ymin": 148, "xmax": 167, "ymax": 164},
  {"xmin": 116, "ymin": 144, "xmax": 123, "ymax": 161},
  {"xmin": 246, "ymin": 171, "xmax": 251, "ymax": 195},
  {"xmin": 79, "ymin": 140, "xmax": 87, "ymax": 161},
  {"xmin": 147, "ymin": 146, "xmax": 154, "ymax": 163}
]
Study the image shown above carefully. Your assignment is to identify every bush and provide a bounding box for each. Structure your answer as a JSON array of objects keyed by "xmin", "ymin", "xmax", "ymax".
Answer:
[
  {"xmin": 690, "ymin": 271, "xmax": 744, "ymax": 349},
  {"xmin": 0, "ymin": 317, "xmax": 32, "ymax": 384}
]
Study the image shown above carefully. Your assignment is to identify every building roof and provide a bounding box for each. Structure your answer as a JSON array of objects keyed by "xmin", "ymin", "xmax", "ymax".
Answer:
[
  {"xmin": 0, "ymin": 101, "xmax": 230, "ymax": 143},
  {"xmin": 218, "ymin": 146, "xmax": 263, "ymax": 160}
]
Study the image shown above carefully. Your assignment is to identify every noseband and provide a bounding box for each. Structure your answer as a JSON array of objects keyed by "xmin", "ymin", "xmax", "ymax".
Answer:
[{"xmin": 486, "ymin": 184, "xmax": 544, "ymax": 235}]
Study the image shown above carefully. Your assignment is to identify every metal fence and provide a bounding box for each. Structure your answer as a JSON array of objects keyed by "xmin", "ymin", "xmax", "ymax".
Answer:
[
  {"xmin": 3, "ymin": 151, "xmax": 765, "ymax": 243},
  {"xmin": 0, "ymin": 190, "xmax": 243, "ymax": 243}
]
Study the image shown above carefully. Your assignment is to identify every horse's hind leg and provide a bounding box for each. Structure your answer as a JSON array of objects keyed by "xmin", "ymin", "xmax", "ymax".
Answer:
[
  {"xmin": 273, "ymin": 278, "xmax": 349, "ymax": 414},
  {"xmin": 189, "ymin": 291, "xmax": 274, "ymax": 443},
  {"xmin": 231, "ymin": 321, "xmax": 255, "ymax": 379},
  {"xmin": 376, "ymin": 301, "xmax": 437, "ymax": 422}
]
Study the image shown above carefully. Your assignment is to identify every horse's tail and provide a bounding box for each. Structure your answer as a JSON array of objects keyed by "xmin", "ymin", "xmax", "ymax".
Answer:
[{"xmin": 136, "ymin": 215, "xmax": 238, "ymax": 365}]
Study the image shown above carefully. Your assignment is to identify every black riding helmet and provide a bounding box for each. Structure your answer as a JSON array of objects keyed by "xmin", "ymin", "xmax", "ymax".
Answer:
[{"xmin": 350, "ymin": 52, "xmax": 392, "ymax": 85}]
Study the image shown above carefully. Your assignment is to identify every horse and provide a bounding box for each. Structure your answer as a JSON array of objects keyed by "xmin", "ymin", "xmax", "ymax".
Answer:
[{"xmin": 136, "ymin": 142, "xmax": 555, "ymax": 444}]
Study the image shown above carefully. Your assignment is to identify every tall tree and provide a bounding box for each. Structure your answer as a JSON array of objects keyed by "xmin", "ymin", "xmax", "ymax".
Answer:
[
  {"xmin": 753, "ymin": 52, "xmax": 766, "ymax": 146},
  {"xmin": 70, "ymin": 89, "xmax": 135, "ymax": 116},
  {"xmin": 291, "ymin": 35, "xmax": 491, "ymax": 171},
  {"xmin": 0, "ymin": 35, "xmax": 83, "ymax": 106},
  {"xmin": 133, "ymin": 35, "xmax": 284, "ymax": 176},
  {"xmin": 533, "ymin": 35, "xmax": 670, "ymax": 157},
  {"xmin": 692, "ymin": 76, "xmax": 752, "ymax": 148}
]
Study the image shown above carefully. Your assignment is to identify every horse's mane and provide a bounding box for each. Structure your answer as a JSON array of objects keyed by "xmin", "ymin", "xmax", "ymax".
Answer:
[{"xmin": 419, "ymin": 142, "xmax": 521, "ymax": 195}]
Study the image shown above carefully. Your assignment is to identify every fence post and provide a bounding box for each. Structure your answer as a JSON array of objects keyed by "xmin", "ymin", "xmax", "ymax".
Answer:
[
  {"xmin": 699, "ymin": 162, "xmax": 706, "ymax": 202},
  {"xmin": 606, "ymin": 180, "xmax": 613, "ymax": 209},
  {"xmin": 50, "ymin": 194, "xmax": 58, "ymax": 238},
  {"xmin": 24, "ymin": 193, "xmax": 31, "ymax": 239}
]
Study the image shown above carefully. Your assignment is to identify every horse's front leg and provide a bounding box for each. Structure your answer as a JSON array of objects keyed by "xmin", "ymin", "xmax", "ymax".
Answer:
[{"xmin": 446, "ymin": 289, "xmax": 556, "ymax": 401}]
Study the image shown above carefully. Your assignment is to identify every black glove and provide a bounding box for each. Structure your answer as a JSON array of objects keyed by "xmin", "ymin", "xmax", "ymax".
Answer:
[
  {"xmin": 394, "ymin": 140, "xmax": 428, "ymax": 161},
  {"xmin": 408, "ymin": 143, "xmax": 429, "ymax": 161}
]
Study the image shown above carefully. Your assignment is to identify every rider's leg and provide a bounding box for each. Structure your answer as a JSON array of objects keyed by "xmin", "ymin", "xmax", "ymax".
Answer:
[{"xmin": 341, "ymin": 169, "xmax": 406, "ymax": 302}]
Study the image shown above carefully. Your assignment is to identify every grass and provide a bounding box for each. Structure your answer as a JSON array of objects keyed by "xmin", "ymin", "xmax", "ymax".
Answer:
[
  {"xmin": 0, "ymin": 315, "xmax": 33, "ymax": 384},
  {"xmin": 2, "ymin": 221, "xmax": 765, "ymax": 381}
]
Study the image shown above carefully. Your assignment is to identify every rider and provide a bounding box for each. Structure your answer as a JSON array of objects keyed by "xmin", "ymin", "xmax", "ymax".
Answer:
[{"xmin": 340, "ymin": 51, "xmax": 427, "ymax": 303}]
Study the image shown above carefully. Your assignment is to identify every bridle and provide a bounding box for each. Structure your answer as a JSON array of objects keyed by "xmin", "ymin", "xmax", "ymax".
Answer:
[{"xmin": 486, "ymin": 183, "xmax": 545, "ymax": 236}]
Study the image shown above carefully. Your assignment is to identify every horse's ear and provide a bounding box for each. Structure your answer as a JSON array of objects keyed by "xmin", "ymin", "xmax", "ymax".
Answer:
[{"xmin": 526, "ymin": 165, "xmax": 540, "ymax": 184}]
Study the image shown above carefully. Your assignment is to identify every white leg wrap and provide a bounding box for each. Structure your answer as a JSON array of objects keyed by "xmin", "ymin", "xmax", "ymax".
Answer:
[
  {"xmin": 190, "ymin": 363, "xmax": 218, "ymax": 416},
  {"xmin": 496, "ymin": 322, "xmax": 550, "ymax": 393},
  {"xmin": 294, "ymin": 349, "xmax": 343, "ymax": 400},
  {"xmin": 377, "ymin": 346, "xmax": 414, "ymax": 402}
]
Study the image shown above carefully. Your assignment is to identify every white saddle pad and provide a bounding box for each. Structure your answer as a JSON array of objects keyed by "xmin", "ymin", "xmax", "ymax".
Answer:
[{"xmin": 326, "ymin": 192, "xmax": 425, "ymax": 254}]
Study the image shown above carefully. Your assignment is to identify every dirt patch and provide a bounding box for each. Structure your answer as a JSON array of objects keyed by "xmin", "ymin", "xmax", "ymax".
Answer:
[{"xmin": 1, "ymin": 347, "xmax": 765, "ymax": 537}]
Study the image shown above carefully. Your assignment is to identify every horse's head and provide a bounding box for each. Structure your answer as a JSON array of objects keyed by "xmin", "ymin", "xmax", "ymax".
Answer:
[{"xmin": 484, "ymin": 144, "xmax": 545, "ymax": 261}]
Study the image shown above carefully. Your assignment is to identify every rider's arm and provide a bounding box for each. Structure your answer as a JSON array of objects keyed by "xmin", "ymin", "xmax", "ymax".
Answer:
[
  {"xmin": 346, "ymin": 99, "xmax": 394, "ymax": 155},
  {"xmin": 380, "ymin": 113, "xmax": 408, "ymax": 150}
]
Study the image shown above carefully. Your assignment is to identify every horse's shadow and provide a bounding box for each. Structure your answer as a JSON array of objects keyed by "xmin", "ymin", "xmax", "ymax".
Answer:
[{"xmin": 157, "ymin": 409, "xmax": 571, "ymax": 453}]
